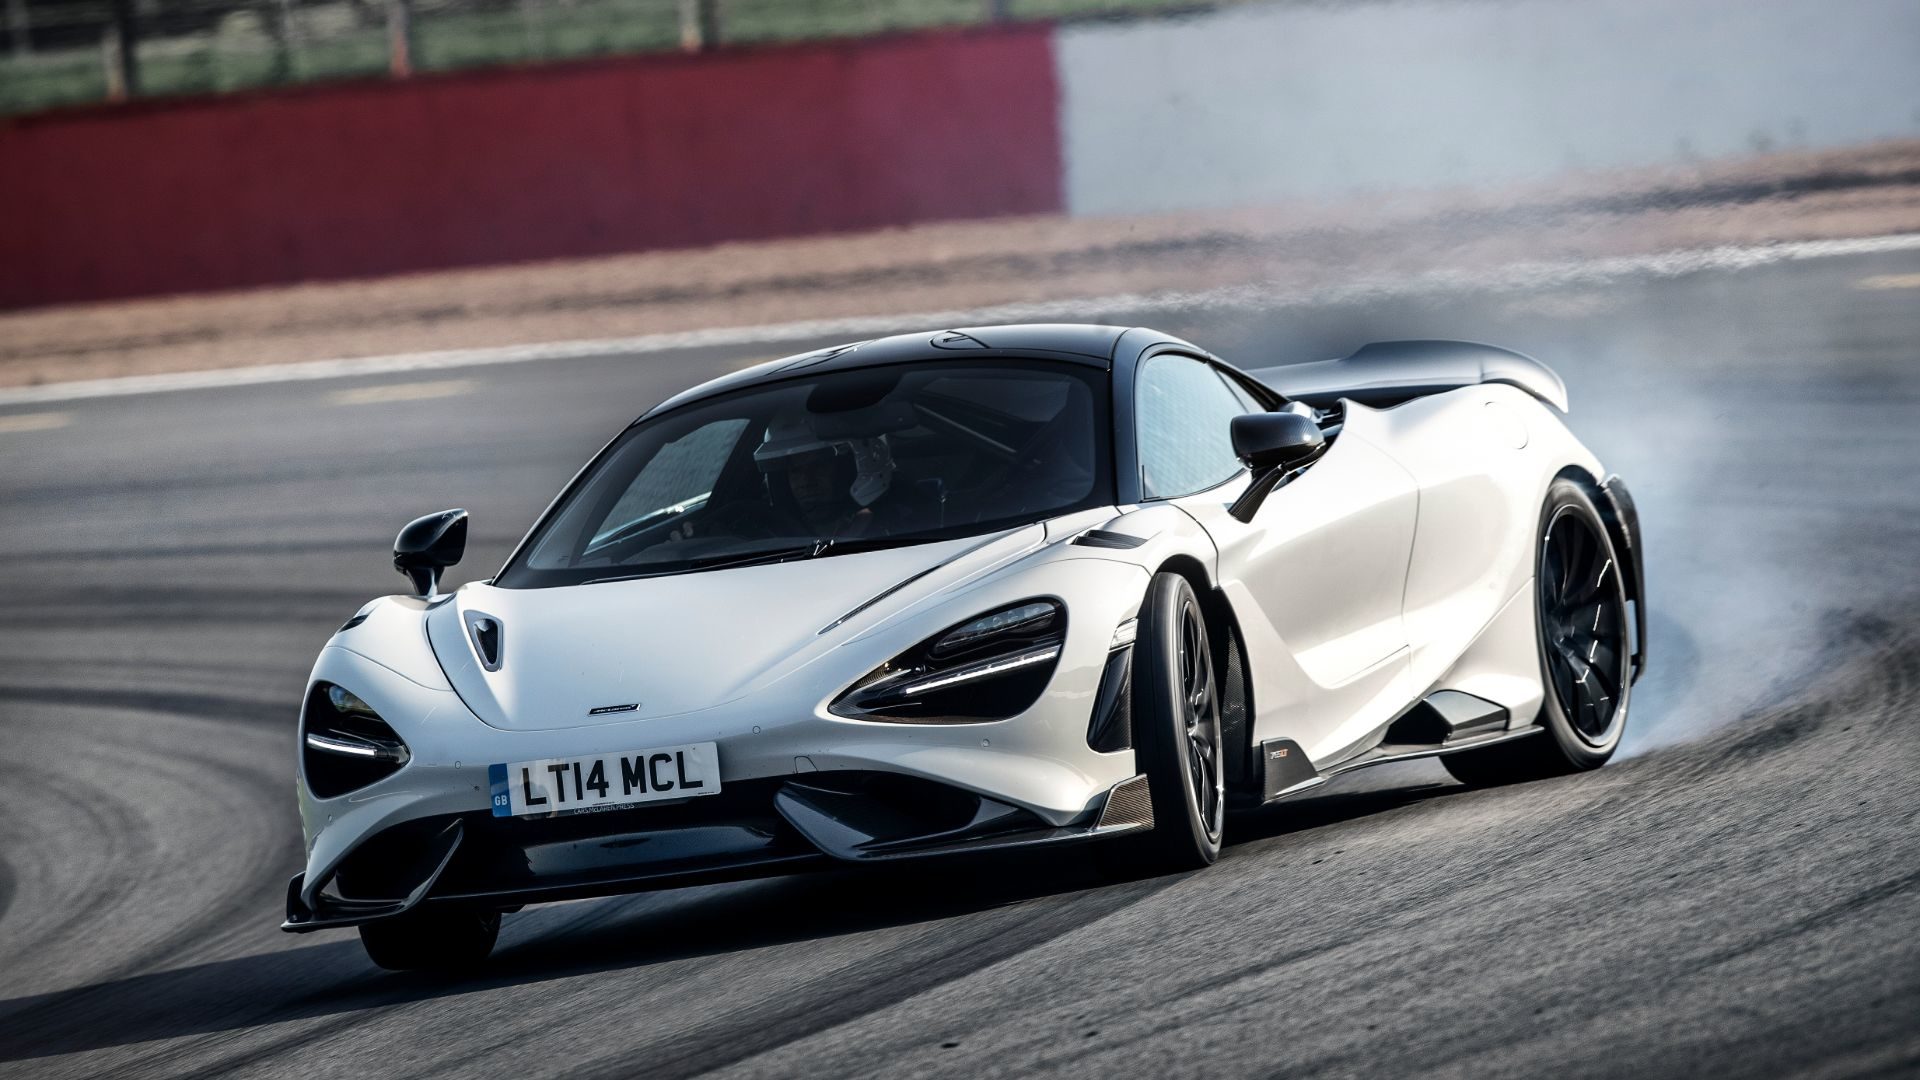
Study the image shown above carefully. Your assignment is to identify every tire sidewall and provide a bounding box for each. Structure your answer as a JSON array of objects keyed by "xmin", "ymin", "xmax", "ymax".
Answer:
[
  {"xmin": 1133, "ymin": 572, "xmax": 1223, "ymax": 866},
  {"xmin": 359, "ymin": 906, "xmax": 500, "ymax": 971}
]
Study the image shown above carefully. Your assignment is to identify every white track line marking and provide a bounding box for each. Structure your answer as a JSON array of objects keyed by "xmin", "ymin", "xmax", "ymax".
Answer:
[
  {"xmin": 327, "ymin": 379, "xmax": 474, "ymax": 406},
  {"xmin": 4, "ymin": 232, "xmax": 1918, "ymax": 408},
  {"xmin": 0, "ymin": 411, "xmax": 71, "ymax": 433}
]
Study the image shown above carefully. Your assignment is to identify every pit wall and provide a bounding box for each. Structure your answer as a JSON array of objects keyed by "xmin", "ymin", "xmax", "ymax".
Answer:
[
  {"xmin": 0, "ymin": 27, "xmax": 1062, "ymax": 309},
  {"xmin": 5, "ymin": 0, "xmax": 1919, "ymax": 310}
]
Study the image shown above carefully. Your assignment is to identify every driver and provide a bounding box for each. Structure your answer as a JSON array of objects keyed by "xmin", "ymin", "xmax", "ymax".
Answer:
[{"xmin": 752, "ymin": 415, "xmax": 897, "ymax": 539}]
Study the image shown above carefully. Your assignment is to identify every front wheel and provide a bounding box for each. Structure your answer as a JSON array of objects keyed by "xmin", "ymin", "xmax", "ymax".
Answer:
[
  {"xmin": 1445, "ymin": 477, "xmax": 1633, "ymax": 786},
  {"xmin": 359, "ymin": 905, "xmax": 500, "ymax": 971},
  {"xmin": 1104, "ymin": 572, "xmax": 1225, "ymax": 874}
]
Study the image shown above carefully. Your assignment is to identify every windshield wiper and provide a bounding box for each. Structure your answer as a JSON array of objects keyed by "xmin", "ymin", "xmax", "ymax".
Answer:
[
  {"xmin": 580, "ymin": 545, "xmax": 815, "ymax": 586},
  {"xmin": 578, "ymin": 535, "xmax": 939, "ymax": 586}
]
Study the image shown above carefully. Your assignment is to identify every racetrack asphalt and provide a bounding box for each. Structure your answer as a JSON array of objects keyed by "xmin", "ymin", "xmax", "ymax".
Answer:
[{"xmin": 0, "ymin": 245, "xmax": 1916, "ymax": 1078}]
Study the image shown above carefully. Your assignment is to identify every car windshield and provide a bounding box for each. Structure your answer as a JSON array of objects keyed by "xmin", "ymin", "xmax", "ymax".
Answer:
[{"xmin": 497, "ymin": 359, "xmax": 1112, "ymax": 587}]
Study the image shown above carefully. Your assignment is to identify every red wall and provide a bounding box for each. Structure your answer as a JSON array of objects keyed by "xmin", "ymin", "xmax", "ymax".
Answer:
[{"xmin": 0, "ymin": 27, "xmax": 1061, "ymax": 309}]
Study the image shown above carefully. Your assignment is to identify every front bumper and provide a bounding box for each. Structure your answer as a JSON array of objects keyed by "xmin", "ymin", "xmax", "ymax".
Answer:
[
  {"xmin": 284, "ymin": 771, "xmax": 1151, "ymax": 932},
  {"xmin": 291, "ymin": 555, "xmax": 1155, "ymax": 932}
]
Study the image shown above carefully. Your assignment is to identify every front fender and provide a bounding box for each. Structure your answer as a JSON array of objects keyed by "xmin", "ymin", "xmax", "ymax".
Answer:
[{"xmin": 330, "ymin": 593, "xmax": 454, "ymax": 692}]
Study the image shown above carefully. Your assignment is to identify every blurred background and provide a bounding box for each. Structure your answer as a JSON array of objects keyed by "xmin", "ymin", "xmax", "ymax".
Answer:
[
  {"xmin": 0, "ymin": 0, "xmax": 1187, "ymax": 114},
  {"xmin": 1, "ymin": 1, "xmax": 1918, "ymax": 1077}
]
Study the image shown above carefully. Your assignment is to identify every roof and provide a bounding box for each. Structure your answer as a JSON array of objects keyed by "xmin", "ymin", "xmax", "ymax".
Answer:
[{"xmin": 640, "ymin": 324, "xmax": 1133, "ymax": 420}]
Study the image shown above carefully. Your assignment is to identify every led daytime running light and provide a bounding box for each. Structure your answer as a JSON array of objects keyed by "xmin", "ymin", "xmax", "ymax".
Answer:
[
  {"xmin": 305, "ymin": 732, "xmax": 381, "ymax": 759},
  {"xmin": 900, "ymin": 644, "xmax": 1062, "ymax": 696}
]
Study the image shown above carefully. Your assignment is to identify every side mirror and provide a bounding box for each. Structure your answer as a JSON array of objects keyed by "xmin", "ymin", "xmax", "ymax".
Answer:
[
  {"xmin": 1227, "ymin": 413, "xmax": 1326, "ymax": 523},
  {"xmin": 1231, "ymin": 412, "xmax": 1325, "ymax": 472},
  {"xmin": 394, "ymin": 509, "xmax": 468, "ymax": 599}
]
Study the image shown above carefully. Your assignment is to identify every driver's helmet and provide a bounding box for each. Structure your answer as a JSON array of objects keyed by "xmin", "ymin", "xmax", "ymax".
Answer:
[{"xmin": 754, "ymin": 414, "xmax": 894, "ymax": 507}]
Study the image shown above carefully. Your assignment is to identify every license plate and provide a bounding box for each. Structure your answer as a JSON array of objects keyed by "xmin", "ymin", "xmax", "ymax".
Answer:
[{"xmin": 488, "ymin": 742, "xmax": 720, "ymax": 818}]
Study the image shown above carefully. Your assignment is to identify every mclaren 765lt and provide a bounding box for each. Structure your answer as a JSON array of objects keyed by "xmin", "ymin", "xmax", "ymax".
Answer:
[{"xmin": 287, "ymin": 324, "xmax": 1645, "ymax": 969}]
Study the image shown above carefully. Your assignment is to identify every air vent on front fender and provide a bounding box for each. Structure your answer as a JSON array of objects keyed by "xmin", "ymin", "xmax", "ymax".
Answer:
[{"xmin": 466, "ymin": 612, "xmax": 504, "ymax": 671}]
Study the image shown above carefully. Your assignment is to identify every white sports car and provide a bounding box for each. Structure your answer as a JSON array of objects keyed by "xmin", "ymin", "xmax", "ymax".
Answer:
[{"xmin": 285, "ymin": 324, "xmax": 1645, "ymax": 969}]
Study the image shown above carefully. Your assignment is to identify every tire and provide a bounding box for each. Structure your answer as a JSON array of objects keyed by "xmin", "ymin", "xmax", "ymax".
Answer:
[
  {"xmin": 1444, "ymin": 477, "xmax": 1633, "ymax": 787},
  {"xmin": 1104, "ymin": 572, "xmax": 1225, "ymax": 874},
  {"xmin": 358, "ymin": 906, "xmax": 500, "ymax": 971}
]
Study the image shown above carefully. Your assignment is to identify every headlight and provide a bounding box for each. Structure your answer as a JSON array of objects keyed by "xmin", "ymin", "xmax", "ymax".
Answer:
[
  {"xmin": 302, "ymin": 681, "xmax": 411, "ymax": 798},
  {"xmin": 326, "ymin": 684, "xmax": 379, "ymax": 718},
  {"xmin": 830, "ymin": 598, "xmax": 1066, "ymax": 723}
]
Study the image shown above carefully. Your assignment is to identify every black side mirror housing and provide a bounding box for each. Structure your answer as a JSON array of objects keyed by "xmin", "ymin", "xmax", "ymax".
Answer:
[
  {"xmin": 394, "ymin": 509, "xmax": 468, "ymax": 598},
  {"xmin": 1227, "ymin": 413, "xmax": 1326, "ymax": 522},
  {"xmin": 1231, "ymin": 412, "xmax": 1325, "ymax": 471}
]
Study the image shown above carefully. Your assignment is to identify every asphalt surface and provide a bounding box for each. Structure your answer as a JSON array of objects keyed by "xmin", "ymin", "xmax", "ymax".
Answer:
[{"xmin": 1, "ymin": 245, "xmax": 1917, "ymax": 1079}]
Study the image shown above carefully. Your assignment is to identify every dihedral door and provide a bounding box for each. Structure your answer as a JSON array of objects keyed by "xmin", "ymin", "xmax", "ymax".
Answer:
[
  {"xmin": 1131, "ymin": 353, "xmax": 1420, "ymax": 763},
  {"xmin": 1179, "ymin": 430, "xmax": 1420, "ymax": 763}
]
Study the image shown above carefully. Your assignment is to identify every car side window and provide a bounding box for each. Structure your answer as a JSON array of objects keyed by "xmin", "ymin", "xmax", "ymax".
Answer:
[{"xmin": 1136, "ymin": 354, "xmax": 1251, "ymax": 499}]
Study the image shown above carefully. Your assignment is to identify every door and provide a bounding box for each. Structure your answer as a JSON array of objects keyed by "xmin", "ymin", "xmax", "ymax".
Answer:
[{"xmin": 1133, "ymin": 352, "xmax": 1420, "ymax": 764}]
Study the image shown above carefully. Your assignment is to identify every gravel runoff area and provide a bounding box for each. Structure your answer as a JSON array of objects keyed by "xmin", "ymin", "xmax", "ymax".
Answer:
[{"xmin": 4, "ymin": 138, "xmax": 1918, "ymax": 390}]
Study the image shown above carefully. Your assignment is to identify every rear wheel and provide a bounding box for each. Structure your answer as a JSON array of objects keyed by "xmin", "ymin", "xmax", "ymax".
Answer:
[
  {"xmin": 358, "ymin": 906, "xmax": 500, "ymax": 971},
  {"xmin": 1105, "ymin": 572, "xmax": 1225, "ymax": 874},
  {"xmin": 1444, "ymin": 478, "xmax": 1633, "ymax": 786}
]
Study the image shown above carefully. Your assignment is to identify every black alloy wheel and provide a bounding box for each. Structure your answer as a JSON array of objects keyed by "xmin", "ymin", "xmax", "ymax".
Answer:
[
  {"xmin": 1539, "ymin": 502, "xmax": 1630, "ymax": 746},
  {"xmin": 1444, "ymin": 478, "xmax": 1633, "ymax": 786}
]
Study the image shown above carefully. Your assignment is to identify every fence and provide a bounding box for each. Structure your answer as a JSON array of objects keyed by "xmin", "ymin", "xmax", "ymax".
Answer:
[{"xmin": 0, "ymin": 0, "xmax": 1210, "ymax": 115}]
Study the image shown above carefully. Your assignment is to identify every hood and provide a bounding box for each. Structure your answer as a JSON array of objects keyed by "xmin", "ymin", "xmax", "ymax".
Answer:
[{"xmin": 426, "ymin": 528, "xmax": 1042, "ymax": 731}]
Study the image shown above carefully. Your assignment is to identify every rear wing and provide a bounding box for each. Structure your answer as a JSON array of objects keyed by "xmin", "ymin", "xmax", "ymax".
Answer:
[{"xmin": 1247, "ymin": 340, "xmax": 1569, "ymax": 413}]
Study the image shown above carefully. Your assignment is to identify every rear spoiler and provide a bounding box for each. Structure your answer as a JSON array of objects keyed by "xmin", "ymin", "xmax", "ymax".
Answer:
[{"xmin": 1247, "ymin": 340, "xmax": 1569, "ymax": 413}]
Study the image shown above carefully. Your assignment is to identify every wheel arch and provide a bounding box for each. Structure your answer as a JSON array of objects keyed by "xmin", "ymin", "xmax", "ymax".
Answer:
[{"xmin": 1148, "ymin": 553, "xmax": 1258, "ymax": 795}]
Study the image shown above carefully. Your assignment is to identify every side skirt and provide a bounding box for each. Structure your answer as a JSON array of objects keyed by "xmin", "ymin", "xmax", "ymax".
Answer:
[{"xmin": 1253, "ymin": 692, "xmax": 1545, "ymax": 805}]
